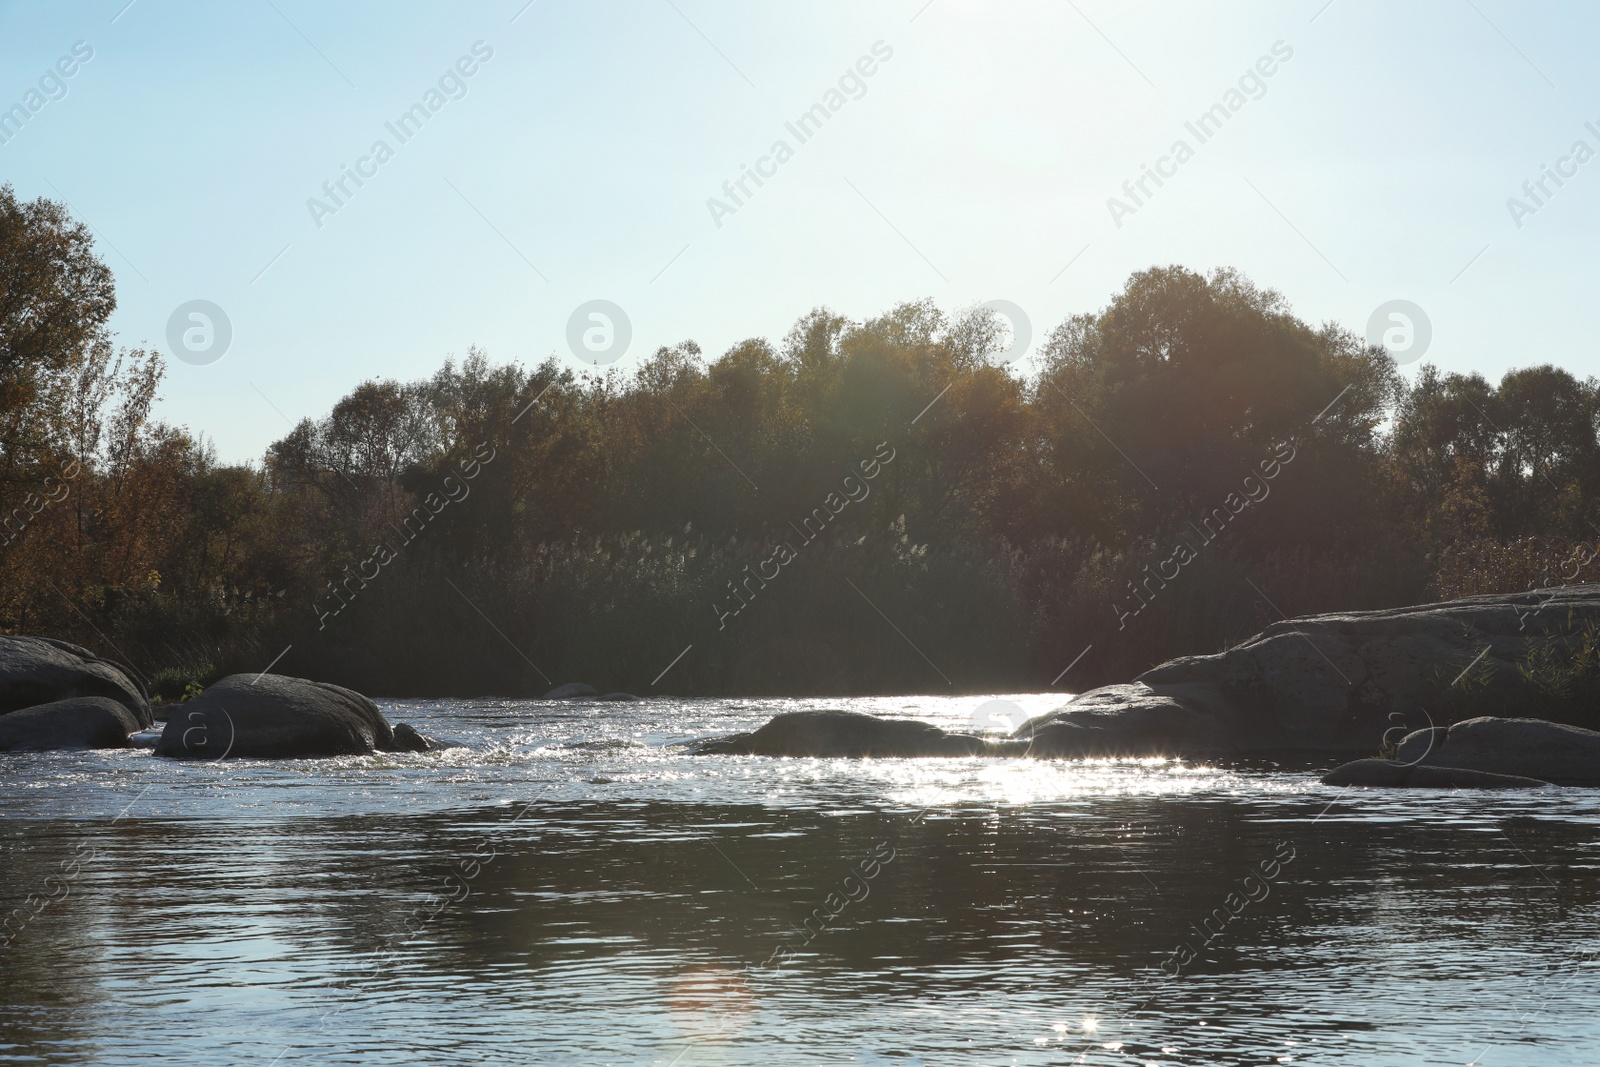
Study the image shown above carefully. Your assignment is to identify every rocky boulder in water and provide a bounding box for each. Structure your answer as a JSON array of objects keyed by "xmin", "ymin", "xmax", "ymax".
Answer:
[
  {"xmin": 1015, "ymin": 585, "xmax": 1600, "ymax": 756},
  {"xmin": 1389, "ymin": 716, "xmax": 1600, "ymax": 786},
  {"xmin": 687, "ymin": 709, "xmax": 1006, "ymax": 758},
  {"xmin": 0, "ymin": 635, "xmax": 149, "ymax": 726},
  {"xmin": 0, "ymin": 696, "xmax": 142, "ymax": 752},
  {"xmin": 153, "ymin": 674, "xmax": 429, "ymax": 759}
]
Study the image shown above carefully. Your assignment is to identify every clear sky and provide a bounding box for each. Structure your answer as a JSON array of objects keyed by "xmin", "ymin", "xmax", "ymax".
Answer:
[{"xmin": 2, "ymin": 0, "xmax": 1597, "ymax": 462}]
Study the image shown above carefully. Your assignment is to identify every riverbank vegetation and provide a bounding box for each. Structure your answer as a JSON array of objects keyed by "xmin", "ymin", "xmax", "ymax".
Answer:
[{"xmin": 4, "ymin": 185, "xmax": 1599, "ymax": 696}]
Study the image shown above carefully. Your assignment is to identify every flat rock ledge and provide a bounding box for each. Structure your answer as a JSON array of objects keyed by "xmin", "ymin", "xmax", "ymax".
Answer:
[
  {"xmin": 1322, "ymin": 717, "xmax": 1600, "ymax": 789},
  {"xmin": 1320, "ymin": 758, "xmax": 1548, "ymax": 789},
  {"xmin": 1015, "ymin": 585, "xmax": 1600, "ymax": 757}
]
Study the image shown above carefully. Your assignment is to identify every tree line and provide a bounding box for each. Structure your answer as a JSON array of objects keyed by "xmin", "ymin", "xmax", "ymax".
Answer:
[{"xmin": 3, "ymin": 184, "xmax": 1597, "ymax": 697}]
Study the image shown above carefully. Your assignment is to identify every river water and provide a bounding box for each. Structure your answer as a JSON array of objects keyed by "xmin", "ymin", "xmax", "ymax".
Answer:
[{"xmin": 2, "ymin": 694, "xmax": 1598, "ymax": 1066}]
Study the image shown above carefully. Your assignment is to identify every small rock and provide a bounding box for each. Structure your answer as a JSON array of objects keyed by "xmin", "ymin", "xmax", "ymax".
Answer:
[
  {"xmin": 128, "ymin": 729, "xmax": 162, "ymax": 749},
  {"xmin": 543, "ymin": 682, "xmax": 598, "ymax": 700},
  {"xmin": 0, "ymin": 696, "xmax": 142, "ymax": 752},
  {"xmin": 389, "ymin": 723, "xmax": 433, "ymax": 752}
]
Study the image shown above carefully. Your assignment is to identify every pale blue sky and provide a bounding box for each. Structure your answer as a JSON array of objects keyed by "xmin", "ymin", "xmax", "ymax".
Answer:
[{"xmin": 2, "ymin": 0, "xmax": 1597, "ymax": 461}]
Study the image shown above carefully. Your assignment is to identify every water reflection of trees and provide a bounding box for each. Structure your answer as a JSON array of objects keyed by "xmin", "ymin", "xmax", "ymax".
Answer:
[{"xmin": 3, "ymin": 801, "xmax": 1597, "ymax": 1061}]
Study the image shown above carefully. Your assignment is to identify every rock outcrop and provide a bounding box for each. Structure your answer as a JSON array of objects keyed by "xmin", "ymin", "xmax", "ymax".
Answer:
[
  {"xmin": 0, "ymin": 696, "xmax": 143, "ymax": 752},
  {"xmin": 1016, "ymin": 684, "xmax": 1225, "ymax": 757},
  {"xmin": 1320, "ymin": 757, "xmax": 1549, "ymax": 789},
  {"xmin": 153, "ymin": 674, "xmax": 425, "ymax": 759},
  {"xmin": 686, "ymin": 710, "xmax": 1006, "ymax": 758},
  {"xmin": 1387, "ymin": 716, "xmax": 1600, "ymax": 786},
  {"xmin": 0, "ymin": 636, "xmax": 150, "ymax": 726},
  {"xmin": 1016, "ymin": 585, "xmax": 1600, "ymax": 756}
]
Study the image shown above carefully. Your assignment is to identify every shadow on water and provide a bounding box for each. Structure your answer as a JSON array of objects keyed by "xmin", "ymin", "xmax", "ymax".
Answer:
[{"xmin": 3, "ymin": 792, "xmax": 1599, "ymax": 1065}]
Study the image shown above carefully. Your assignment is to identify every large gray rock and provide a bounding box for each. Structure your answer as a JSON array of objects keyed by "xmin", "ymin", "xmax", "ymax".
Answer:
[
  {"xmin": 1321, "ymin": 756, "xmax": 1549, "ymax": 789},
  {"xmin": 1016, "ymin": 585, "xmax": 1600, "ymax": 756},
  {"xmin": 1389, "ymin": 716, "xmax": 1600, "ymax": 786},
  {"xmin": 0, "ymin": 636, "xmax": 149, "ymax": 726},
  {"xmin": 153, "ymin": 674, "xmax": 411, "ymax": 759},
  {"xmin": 0, "ymin": 696, "xmax": 142, "ymax": 752},
  {"xmin": 688, "ymin": 710, "xmax": 1004, "ymax": 758}
]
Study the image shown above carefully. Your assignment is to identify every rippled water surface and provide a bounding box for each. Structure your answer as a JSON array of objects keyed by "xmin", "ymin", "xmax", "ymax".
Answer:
[{"xmin": 3, "ymin": 695, "xmax": 1598, "ymax": 1066}]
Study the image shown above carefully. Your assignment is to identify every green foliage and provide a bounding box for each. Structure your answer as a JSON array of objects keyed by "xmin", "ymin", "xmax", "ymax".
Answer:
[
  {"xmin": 149, "ymin": 665, "xmax": 212, "ymax": 704},
  {"xmin": 1517, "ymin": 621, "xmax": 1600, "ymax": 728}
]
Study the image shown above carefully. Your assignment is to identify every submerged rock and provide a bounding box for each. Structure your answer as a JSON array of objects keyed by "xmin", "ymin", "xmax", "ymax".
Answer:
[
  {"xmin": 0, "ymin": 696, "xmax": 142, "ymax": 752},
  {"xmin": 1321, "ymin": 756, "xmax": 1549, "ymax": 789},
  {"xmin": 687, "ymin": 709, "xmax": 1006, "ymax": 758},
  {"xmin": 544, "ymin": 682, "xmax": 599, "ymax": 699},
  {"xmin": 0, "ymin": 635, "xmax": 150, "ymax": 726},
  {"xmin": 153, "ymin": 674, "xmax": 417, "ymax": 759}
]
